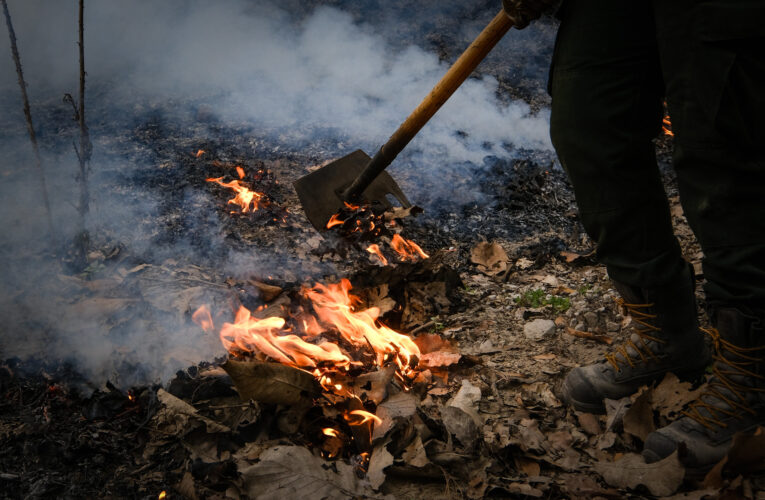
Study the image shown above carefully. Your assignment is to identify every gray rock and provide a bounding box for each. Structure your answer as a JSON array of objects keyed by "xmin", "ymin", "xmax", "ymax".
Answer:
[{"xmin": 524, "ymin": 319, "xmax": 556, "ymax": 341}]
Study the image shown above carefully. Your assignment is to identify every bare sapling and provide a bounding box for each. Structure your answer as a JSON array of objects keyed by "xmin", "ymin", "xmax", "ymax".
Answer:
[{"xmin": 1, "ymin": 0, "xmax": 55, "ymax": 241}]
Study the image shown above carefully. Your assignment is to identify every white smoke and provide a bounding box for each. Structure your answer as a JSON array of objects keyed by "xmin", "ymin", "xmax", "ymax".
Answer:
[{"xmin": 0, "ymin": 0, "xmax": 554, "ymax": 385}]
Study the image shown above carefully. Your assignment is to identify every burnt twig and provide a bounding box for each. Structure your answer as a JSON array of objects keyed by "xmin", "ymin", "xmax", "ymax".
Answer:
[{"xmin": 1, "ymin": 0, "xmax": 55, "ymax": 240}]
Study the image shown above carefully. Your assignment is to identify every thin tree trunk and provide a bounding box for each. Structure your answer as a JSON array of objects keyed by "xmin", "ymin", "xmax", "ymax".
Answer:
[
  {"xmin": 77, "ymin": 0, "xmax": 91, "ymax": 223},
  {"xmin": 1, "ymin": 0, "xmax": 55, "ymax": 239}
]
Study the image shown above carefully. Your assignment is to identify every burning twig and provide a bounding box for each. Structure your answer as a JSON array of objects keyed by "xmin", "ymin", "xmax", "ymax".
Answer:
[{"xmin": 1, "ymin": 0, "xmax": 54, "ymax": 240}]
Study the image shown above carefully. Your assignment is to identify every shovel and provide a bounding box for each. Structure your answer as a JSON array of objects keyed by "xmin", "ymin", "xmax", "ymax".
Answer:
[{"xmin": 294, "ymin": 10, "xmax": 514, "ymax": 231}]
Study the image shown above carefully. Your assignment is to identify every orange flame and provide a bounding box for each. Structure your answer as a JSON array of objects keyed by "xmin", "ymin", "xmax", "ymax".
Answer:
[
  {"xmin": 390, "ymin": 234, "xmax": 429, "ymax": 261},
  {"xmin": 194, "ymin": 149, "xmax": 205, "ymax": 158},
  {"xmin": 206, "ymin": 176, "xmax": 265, "ymax": 213},
  {"xmin": 236, "ymin": 166, "xmax": 246, "ymax": 179},
  {"xmin": 323, "ymin": 428, "xmax": 340, "ymax": 438},
  {"xmin": 366, "ymin": 244, "xmax": 388, "ymax": 266},
  {"xmin": 326, "ymin": 213, "xmax": 345, "ymax": 229},
  {"xmin": 158, "ymin": 492, "xmax": 167, "ymax": 500},
  {"xmin": 304, "ymin": 279, "xmax": 420, "ymax": 373},
  {"xmin": 192, "ymin": 305, "xmax": 214, "ymax": 332},
  {"xmin": 345, "ymin": 409, "xmax": 382, "ymax": 426},
  {"xmin": 201, "ymin": 279, "xmax": 421, "ymax": 384},
  {"xmin": 219, "ymin": 306, "xmax": 351, "ymax": 369},
  {"xmin": 662, "ymin": 116, "xmax": 674, "ymax": 137}
]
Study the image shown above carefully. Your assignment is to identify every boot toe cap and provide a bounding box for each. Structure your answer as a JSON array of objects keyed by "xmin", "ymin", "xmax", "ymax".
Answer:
[
  {"xmin": 643, "ymin": 429, "xmax": 679, "ymax": 463},
  {"xmin": 560, "ymin": 366, "xmax": 606, "ymax": 414}
]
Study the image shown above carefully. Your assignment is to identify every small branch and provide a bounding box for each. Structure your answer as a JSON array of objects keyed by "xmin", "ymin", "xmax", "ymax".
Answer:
[
  {"xmin": 565, "ymin": 327, "xmax": 613, "ymax": 345},
  {"xmin": 2, "ymin": 0, "xmax": 54, "ymax": 240}
]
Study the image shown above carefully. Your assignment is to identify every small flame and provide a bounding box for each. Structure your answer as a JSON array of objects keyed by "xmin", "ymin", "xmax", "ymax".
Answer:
[
  {"xmin": 323, "ymin": 428, "xmax": 340, "ymax": 438},
  {"xmin": 366, "ymin": 244, "xmax": 388, "ymax": 266},
  {"xmin": 343, "ymin": 201, "xmax": 361, "ymax": 210},
  {"xmin": 662, "ymin": 116, "xmax": 674, "ymax": 137},
  {"xmin": 158, "ymin": 492, "xmax": 167, "ymax": 500},
  {"xmin": 194, "ymin": 149, "xmax": 205, "ymax": 158},
  {"xmin": 390, "ymin": 234, "xmax": 429, "ymax": 261},
  {"xmin": 192, "ymin": 305, "xmax": 214, "ymax": 332},
  {"xmin": 236, "ymin": 166, "xmax": 246, "ymax": 179},
  {"xmin": 345, "ymin": 410, "xmax": 382, "ymax": 426},
  {"xmin": 326, "ymin": 213, "xmax": 346, "ymax": 229},
  {"xmin": 206, "ymin": 175, "xmax": 265, "ymax": 213}
]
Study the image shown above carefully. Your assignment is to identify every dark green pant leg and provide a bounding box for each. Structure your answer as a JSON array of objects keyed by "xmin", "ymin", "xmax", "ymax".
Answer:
[
  {"xmin": 655, "ymin": 1, "xmax": 765, "ymax": 309},
  {"xmin": 549, "ymin": 0, "xmax": 687, "ymax": 288}
]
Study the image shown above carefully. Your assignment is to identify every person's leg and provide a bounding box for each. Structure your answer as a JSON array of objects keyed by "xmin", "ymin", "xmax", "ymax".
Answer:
[
  {"xmin": 550, "ymin": 0, "xmax": 709, "ymax": 413},
  {"xmin": 643, "ymin": 1, "xmax": 765, "ymax": 470}
]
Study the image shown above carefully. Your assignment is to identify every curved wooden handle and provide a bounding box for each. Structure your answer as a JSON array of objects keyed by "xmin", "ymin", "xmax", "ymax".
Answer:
[{"xmin": 344, "ymin": 10, "xmax": 514, "ymax": 200}]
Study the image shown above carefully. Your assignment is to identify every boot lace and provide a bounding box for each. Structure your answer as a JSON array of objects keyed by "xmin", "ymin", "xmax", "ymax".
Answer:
[
  {"xmin": 604, "ymin": 298, "xmax": 664, "ymax": 372},
  {"xmin": 681, "ymin": 328, "xmax": 765, "ymax": 431}
]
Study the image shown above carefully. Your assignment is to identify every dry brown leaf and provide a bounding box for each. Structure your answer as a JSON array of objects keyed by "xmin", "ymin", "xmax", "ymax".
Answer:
[
  {"xmin": 413, "ymin": 333, "xmax": 456, "ymax": 354},
  {"xmin": 419, "ymin": 351, "xmax": 461, "ymax": 368},
  {"xmin": 372, "ymin": 392, "xmax": 418, "ymax": 441},
  {"xmin": 594, "ymin": 451, "xmax": 684, "ymax": 497},
  {"xmin": 367, "ymin": 440, "xmax": 393, "ymax": 490},
  {"xmin": 249, "ymin": 280, "xmax": 283, "ymax": 302},
  {"xmin": 223, "ymin": 359, "xmax": 321, "ymax": 406},
  {"xmin": 470, "ymin": 241, "xmax": 510, "ymax": 276},
  {"xmin": 239, "ymin": 445, "xmax": 377, "ymax": 500},
  {"xmin": 652, "ymin": 372, "xmax": 705, "ymax": 419},
  {"xmin": 723, "ymin": 426, "xmax": 765, "ymax": 474},
  {"xmin": 364, "ymin": 284, "xmax": 396, "ymax": 315},
  {"xmin": 401, "ymin": 435, "xmax": 429, "ymax": 468},
  {"xmin": 575, "ymin": 412, "xmax": 602, "ymax": 436},
  {"xmin": 350, "ymin": 366, "xmax": 395, "ymax": 405},
  {"xmin": 515, "ymin": 456, "xmax": 541, "ymax": 477},
  {"xmin": 441, "ymin": 406, "xmax": 480, "ymax": 449},
  {"xmin": 176, "ymin": 471, "xmax": 199, "ymax": 500},
  {"xmin": 623, "ymin": 387, "xmax": 655, "ymax": 441},
  {"xmin": 155, "ymin": 389, "xmax": 230, "ymax": 435},
  {"xmin": 559, "ymin": 249, "xmax": 595, "ymax": 264}
]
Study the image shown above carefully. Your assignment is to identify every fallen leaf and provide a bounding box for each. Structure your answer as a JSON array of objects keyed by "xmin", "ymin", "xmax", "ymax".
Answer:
[
  {"xmin": 350, "ymin": 366, "xmax": 395, "ymax": 405},
  {"xmin": 575, "ymin": 412, "xmax": 602, "ymax": 436},
  {"xmin": 367, "ymin": 440, "xmax": 393, "ymax": 490},
  {"xmin": 364, "ymin": 284, "xmax": 396, "ymax": 315},
  {"xmin": 372, "ymin": 392, "xmax": 418, "ymax": 441},
  {"xmin": 652, "ymin": 372, "xmax": 705, "ymax": 419},
  {"xmin": 419, "ymin": 351, "xmax": 462, "ymax": 368},
  {"xmin": 223, "ymin": 359, "xmax": 321, "ymax": 406},
  {"xmin": 155, "ymin": 389, "xmax": 230, "ymax": 435},
  {"xmin": 402, "ymin": 435, "xmax": 429, "ymax": 468},
  {"xmin": 470, "ymin": 242, "xmax": 510, "ymax": 276},
  {"xmin": 623, "ymin": 387, "xmax": 655, "ymax": 441},
  {"xmin": 413, "ymin": 333, "xmax": 456, "ymax": 354},
  {"xmin": 239, "ymin": 445, "xmax": 377, "ymax": 500},
  {"xmin": 249, "ymin": 280, "xmax": 283, "ymax": 302},
  {"xmin": 447, "ymin": 379, "xmax": 482, "ymax": 426},
  {"xmin": 723, "ymin": 426, "xmax": 765, "ymax": 474},
  {"xmin": 559, "ymin": 249, "xmax": 595, "ymax": 264},
  {"xmin": 594, "ymin": 451, "xmax": 684, "ymax": 497},
  {"xmin": 515, "ymin": 456, "xmax": 541, "ymax": 476},
  {"xmin": 441, "ymin": 406, "xmax": 480, "ymax": 449}
]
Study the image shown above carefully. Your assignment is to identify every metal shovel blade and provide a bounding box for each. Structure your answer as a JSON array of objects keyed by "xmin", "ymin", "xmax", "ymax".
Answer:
[{"xmin": 294, "ymin": 149, "xmax": 411, "ymax": 232}]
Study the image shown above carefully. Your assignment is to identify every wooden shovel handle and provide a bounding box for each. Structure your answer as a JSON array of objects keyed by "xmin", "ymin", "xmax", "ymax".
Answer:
[{"xmin": 343, "ymin": 10, "xmax": 514, "ymax": 201}]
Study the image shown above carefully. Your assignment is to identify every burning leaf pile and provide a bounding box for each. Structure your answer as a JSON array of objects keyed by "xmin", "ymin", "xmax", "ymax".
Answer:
[{"xmin": 191, "ymin": 277, "xmax": 465, "ymax": 464}]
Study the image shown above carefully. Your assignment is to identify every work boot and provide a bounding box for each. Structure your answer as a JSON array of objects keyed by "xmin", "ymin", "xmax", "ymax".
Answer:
[
  {"xmin": 560, "ymin": 265, "xmax": 710, "ymax": 413},
  {"xmin": 643, "ymin": 308, "xmax": 765, "ymax": 472}
]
